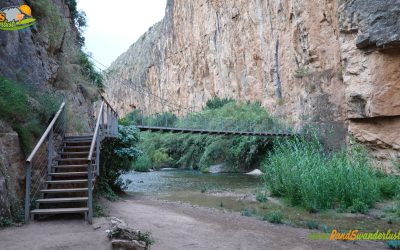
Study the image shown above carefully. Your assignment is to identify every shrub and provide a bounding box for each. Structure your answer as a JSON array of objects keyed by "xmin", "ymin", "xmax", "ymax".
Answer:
[
  {"xmin": 256, "ymin": 191, "xmax": 268, "ymax": 203},
  {"xmin": 349, "ymin": 199, "xmax": 369, "ymax": 214},
  {"xmin": 0, "ymin": 217, "xmax": 13, "ymax": 228},
  {"xmin": 78, "ymin": 52, "xmax": 104, "ymax": 90},
  {"xmin": 241, "ymin": 208, "xmax": 257, "ymax": 217},
  {"xmin": 305, "ymin": 220, "xmax": 319, "ymax": 229},
  {"xmin": 97, "ymin": 125, "xmax": 141, "ymax": 198},
  {"xmin": 0, "ymin": 77, "xmax": 60, "ymax": 154},
  {"xmin": 293, "ymin": 67, "xmax": 309, "ymax": 78},
  {"xmin": 379, "ymin": 175, "xmax": 400, "ymax": 199},
  {"xmin": 133, "ymin": 154, "xmax": 152, "ymax": 172},
  {"xmin": 262, "ymin": 136, "xmax": 379, "ymax": 212},
  {"xmin": 263, "ymin": 211, "xmax": 283, "ymax": 224},
  {"xmin": 205, "ymin": 97, "xmax": 234, "ymax": 110},
  {"xmin": 152, "ymin": 148, "xmax": 173, "ymax": 169}
]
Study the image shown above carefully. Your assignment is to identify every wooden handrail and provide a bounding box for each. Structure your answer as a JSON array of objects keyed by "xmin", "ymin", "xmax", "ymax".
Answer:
[
  {"xmin": 88, "ymin": 102, "xmax": 104, "ymax": 161},
  {"xmin": 26, "ymin": 102, "xmax": 66, "ymax": 163},
  {"xmin": 101, "ymin": 96, "xmax": 118, "ymax": 116}
]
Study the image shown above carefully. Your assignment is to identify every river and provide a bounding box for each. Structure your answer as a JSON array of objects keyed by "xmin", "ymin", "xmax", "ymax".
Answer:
[{"xmin": 120, "ymin": 168, "xmax": 263, "ymax": 212}]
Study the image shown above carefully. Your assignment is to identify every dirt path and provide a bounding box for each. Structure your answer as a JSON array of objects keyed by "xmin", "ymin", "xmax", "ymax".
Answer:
[{"xmin": 0, "ymin": 196, "xmax": 387, "ymax": 250}]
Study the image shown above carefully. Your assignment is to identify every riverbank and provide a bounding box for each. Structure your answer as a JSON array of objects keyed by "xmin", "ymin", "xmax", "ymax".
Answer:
[{"xmin": 0, "ymin": 195, "xmax": 386, "ymax": 250}]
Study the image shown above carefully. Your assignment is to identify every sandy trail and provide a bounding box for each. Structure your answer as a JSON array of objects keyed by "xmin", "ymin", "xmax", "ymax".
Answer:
[{"xmin": 0, "ymin": 196, "xmax": 386, "ymax": 250}]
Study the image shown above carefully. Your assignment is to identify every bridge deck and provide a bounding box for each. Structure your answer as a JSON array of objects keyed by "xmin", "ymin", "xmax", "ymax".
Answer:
[{"xmin": 136, "ymin": 125, "xmax": 296, "ymax": 137}]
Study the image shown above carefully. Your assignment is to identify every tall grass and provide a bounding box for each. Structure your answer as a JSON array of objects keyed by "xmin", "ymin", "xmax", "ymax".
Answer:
[{"xmin": 262, "ymin": 136, "xmax": 379, "ymax": 212}]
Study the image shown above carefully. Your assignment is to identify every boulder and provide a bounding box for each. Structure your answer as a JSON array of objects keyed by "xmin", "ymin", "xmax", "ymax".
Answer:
[{"xmin": 245, "ymin": 169, "xmax": 264, "ymax": 176}]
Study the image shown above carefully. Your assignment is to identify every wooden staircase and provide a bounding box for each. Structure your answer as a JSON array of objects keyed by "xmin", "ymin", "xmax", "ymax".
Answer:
[
  {"xmin": 24, "ymin": 98, "xmax": 119, "ymax": 224},
  {"xmin": 30, "ymin": 135, "xmax": 93, "ymax": 220}
]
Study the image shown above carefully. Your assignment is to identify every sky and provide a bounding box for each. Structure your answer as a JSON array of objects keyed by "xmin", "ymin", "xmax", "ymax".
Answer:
[{"xmin": 78, "ymin": 0, "xmax": 167, "ymax": 68}]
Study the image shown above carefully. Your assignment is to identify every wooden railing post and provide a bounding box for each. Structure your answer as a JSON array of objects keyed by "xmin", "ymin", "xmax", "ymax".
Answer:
[
  {"xmin": 47, "ymin": 129, "xmax": 53, "ymax": 181},
  {"xmin": 96, "ymin": 134, "xmax": 100, "ymax": 176},
  {"xmin": 87, "ymin": 161, "xmax": 93, "ymax": 224},
  {"xmin": 24, "ymin": 162, "xmax": 31, "ymax": 222}
]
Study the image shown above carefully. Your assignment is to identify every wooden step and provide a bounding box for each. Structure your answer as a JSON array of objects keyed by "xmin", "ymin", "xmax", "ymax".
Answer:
[
  {"xmin": 30, "ymin": 207, "xmax": 88, "ymax": 215},
  {"xmin": 49, "ymin": 172, "xmax": 88, "ymax": 177},
  {"xmin": 65, "ymin": 135, "xmax": 93, "ymax": 139},
  {"xmin": 45, "ymin": 179, "xmax": 88, "ymax": 184},
  {"xmin": 59, "ymin": 151, "xmax": 90, "ymax": 155},
  {"xmin": 53, "ymin": 164, "xmax": 88, "ymax": 169},
  {"xmin": 64, "ymin": 146, "xmax": 91, "ymax": 149},
  {"xmin": 40, "ymin": 188, "xmax": 88, "ymax": 193},
  {"xmin": 36, "ymin": 197, "xmax": 88, "ymax": 203},
  {"xmin": 64, "ymin": 140, "xmax": 92, "ymax": 144},
  {"xmin": 56, "ymin": 158, "xmax": 90, "ymax": 162}
]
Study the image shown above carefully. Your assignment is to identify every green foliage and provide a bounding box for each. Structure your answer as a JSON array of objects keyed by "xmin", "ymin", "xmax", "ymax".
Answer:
[
  {"xmin": 293, "ymin": 66, "xmax": 309, "ymax": 78},
  {"xmin": 263, "ymin": 211, "xmax": 283, "ymax": 224},
  {"xmin": 0, "ymin": 76, "xmax": 60, "ymax": 154},
  {"xmin": 262, "ymin": 135, "xmax": 380, "ymax": 212},
  {"xmin": 378, "ymin": 175, "xmax": 400, "ymax": 199},
  {"xmin": 65, "ymin": 0, "xmax": 87, "ymax": 46},
  {"xmin": 349, "ymin": 199, "xmax": 369, "ymax": 214},
  {"xmin": 29, "ymin": 0, "xmax": 66, "ymax": 48},
  {"xmin": 133, "ymin": 154, "xmax": 152, "ymax": 172},
  {"xmin": 387, "ymin": 241, "xmax": 400, "ymax": 250},
  {"xmin": 0, "ymin": 217, "xmax": 13, "ymax": 228},
  {"xmin": 256, "ymin": 191, "xmax": 268, "ymax": 203},
  {"xmin": 133, "ymin": 100, "xmax": 280, "ymax": 171},
  {"xmin": 93, "ymin": 199, "xmax": 107, "ymax": 217},
  {"xmin": 97, "ymin": 125, "xmax": 141, "ymax": 198},
  {"xmin": 78, "ymin": 52, "xmax": 103, "ymax": 90},
  {"xmin": 205, "ymin": 97, "xmax": 234, "ymax": 110},
  {"xmin": 152, "ymin": 148, "xmax": 173, "ymax": 169},
  {"xmin": 241, "ymin": 208, "xmax": 257, "ymax": 217},
  {"xmin": 304, "ymin": 220, "xmax": 319, "ymax": 229},
  {"xmin": 137, "ymin": 231, "xmax": 154, "ymax": 246}
]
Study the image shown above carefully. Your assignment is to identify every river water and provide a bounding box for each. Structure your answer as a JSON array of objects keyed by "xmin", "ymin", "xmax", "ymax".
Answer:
[
  {"xmin": 120, "ymin": 169, "xmax": 263, "ymax": 211},
  {"xmin": 121, "ymin": 168, "xmax": 261, "ymax": 194}
]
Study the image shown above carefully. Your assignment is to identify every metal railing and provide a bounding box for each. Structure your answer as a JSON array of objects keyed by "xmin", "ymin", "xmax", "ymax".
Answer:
[
  {"xmin": 87, "ymin": 98, "xmax": 118, "ymax": 223},
  {"xmin": 24, "ymin": 102, "xmax": 66, "ymax": 222},
  {"xmin": 132, "ymin": 111, "xmax": 296, "ymax": 135}
]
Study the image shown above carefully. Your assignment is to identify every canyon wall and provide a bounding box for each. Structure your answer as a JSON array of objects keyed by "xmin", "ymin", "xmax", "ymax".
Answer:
[
  {"xmin": 0, "ymin": 0, "xmax": 100, "ymax": 217},
  {"xmin": 105, "ymin": 0, "xmax": 400, "ymax": 171}
]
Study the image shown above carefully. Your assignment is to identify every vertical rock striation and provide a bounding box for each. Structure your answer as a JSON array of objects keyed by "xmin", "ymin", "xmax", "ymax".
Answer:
[{"xmin": 105, "ymin": 0, "xmax": 400, "ymax": 170}]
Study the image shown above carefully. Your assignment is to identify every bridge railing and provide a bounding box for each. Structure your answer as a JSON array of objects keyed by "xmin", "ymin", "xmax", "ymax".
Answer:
[
  {"xmin": 24, "ymin": 102, "xmax": 67, "ymax": 222},
  {"xmin": 131, "ymin": 111, "xmax": 295, "ymax": 134},
  {"xmin": 86, "ymin": 98, "xmax": 118, "ymax": 223}
]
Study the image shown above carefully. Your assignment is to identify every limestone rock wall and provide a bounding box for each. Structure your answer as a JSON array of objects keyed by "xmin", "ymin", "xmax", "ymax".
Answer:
[
  {"xmin": 105, "ymin": 0, "xmax": 400, "ymax": 171},
  {"xmin": 0, "ymin": 1, "xmax": 99, "ymax": 216}
]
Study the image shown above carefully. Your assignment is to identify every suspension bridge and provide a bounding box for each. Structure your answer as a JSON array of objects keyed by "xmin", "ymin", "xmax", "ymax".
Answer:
[{"xmin": 23, "ymin": 55, "xmax": 298, "ymax": 225}]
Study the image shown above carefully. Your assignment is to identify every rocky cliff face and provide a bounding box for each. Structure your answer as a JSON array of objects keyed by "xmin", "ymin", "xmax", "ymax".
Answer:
[
  {"xmin": 0, "ymin": 0, "xmax": 100, "ymax": 217},
  {"xmin": 105, "ymin": 0, "xmax": 400, "ymax": 171}
]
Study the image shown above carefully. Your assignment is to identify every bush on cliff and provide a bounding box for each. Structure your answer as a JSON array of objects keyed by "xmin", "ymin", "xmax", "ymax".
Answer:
[{"xmin": 0, "ymin": 76, "xmax": 59, "ymax": 154}]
